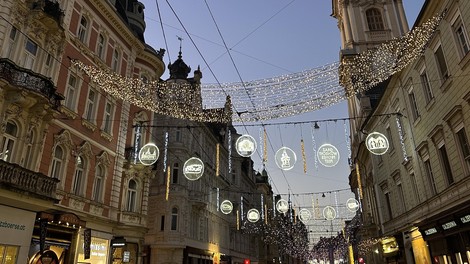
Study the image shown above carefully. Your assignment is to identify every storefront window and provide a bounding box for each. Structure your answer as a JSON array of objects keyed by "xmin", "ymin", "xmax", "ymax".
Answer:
[
  {"xmin": 0, "ymin": 245, "xmax": 19, "ymax": 264},
  {"xmin": 112, "ymin": 243, "xmax": 138, "ymax": 264},
  {"xmin": 77, "ymin": 237, "xmax": 109, "ymax": 264}
]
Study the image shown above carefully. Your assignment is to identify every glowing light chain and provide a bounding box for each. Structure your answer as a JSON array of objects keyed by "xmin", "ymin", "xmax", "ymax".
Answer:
[
  {"xmin": 301, "ymin": 139, "xmax": 307, "ymax": 173},
  {"xmin": 396, "ymin": 115, "xmax": 408, "ymax": 162},
  {"xmin": 70, "ymin": 60, "xmax": 232, "ymax": 123},
  {"xmin": 340, "ymin": 14, "xmax": 443, "ymax": 97},
  {"xmin": 70, "ymin": 16, "xmax": 440, "ymax": 123}
]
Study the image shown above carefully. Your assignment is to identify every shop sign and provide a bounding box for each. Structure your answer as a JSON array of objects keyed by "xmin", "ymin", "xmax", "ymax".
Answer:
[
  {"xmin": 460, "ymin": 214, "xmax": 470, "ymax": 224},
  {"xmin": 442, "ymin": 220, "xmax": 457, "ymax": 230},
  {"xmin": 424, "ymin": 227, "xmax": 438, "ymax": 236}
]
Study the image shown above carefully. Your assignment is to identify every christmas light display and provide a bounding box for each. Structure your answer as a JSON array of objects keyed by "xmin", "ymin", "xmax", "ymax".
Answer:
[{"xmin": 70, "ymin": 14, "xmax": 441, "ymax": 123}]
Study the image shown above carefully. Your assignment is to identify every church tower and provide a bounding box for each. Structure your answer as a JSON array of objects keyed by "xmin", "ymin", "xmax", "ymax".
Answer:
[{"xmin": 332, "ymin": 0, "xmax": 410, "ymax": 58}]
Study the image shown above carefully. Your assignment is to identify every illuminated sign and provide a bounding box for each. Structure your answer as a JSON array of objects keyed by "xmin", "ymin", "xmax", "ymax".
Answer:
[
  {"xmin": 298, "ymin": 209, "xmax": 311, "ymax": 224},
  {"xmin": 247, "ymin": 209, "xmax": 260, "ymax": 223},
  {"xmin": 317, "ymin": 143, "xmax": 340, "ymax": 167},
  {"xmin": 274, "ymin": 147, "xmax": 297, "ymax": 171},
  {"xmin": 220, "ymin": 200, "xmax": 233, "ymax": 215},
  {"xmin": 460, "ymin": 214, "xmax": 470, "ymax": 224},
  {"xmin": 424, "ymin": 228, "xmax": 437, "ymax": 236},
  {"xmin": 346, "ymin": 198, "xmax": 360, "ymax": 212},
  {"xmin": 235, "ymin": 135, "xmax": 257, "ymax": 157},
  {"xmin": 183, "ymin": 157, "xmax": 204, "ymax": 181},
  {"xmin": 323, "ymin": 206, "xmax": 336, "ymax": 220},
  {"xmin": 366, "ymin": 132, "xmax": 389, "ymax": 155},
  {"xmin": 138, "ymin": 143, "xmax": 159, "ymax": 165},
  {"xmin": 276, "ymin": 199, "xmax": 289, "ymax": 214},
  {"xmin": 442, "ymin": 221, "xmax": 457, "ymax": 230}
]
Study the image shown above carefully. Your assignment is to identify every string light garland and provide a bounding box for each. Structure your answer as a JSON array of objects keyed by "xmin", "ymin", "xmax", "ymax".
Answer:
[
  {"xmin": 340, "ymin": 14, "xmax": 443, "ymax": 97},
  {"xmin": 163, "ymin": 132, "xmax": 169, "ymax": 172},
  {"xmin": 70, "ymin": 15, "xmax": 441, "ymax": 123},
  {"xmin": 396, "ymin": 115, "xmax": 408, "ymax": 162},
  {"xmin": 165, "ymin": 166, "xmax": 171, "ymax": 201}
]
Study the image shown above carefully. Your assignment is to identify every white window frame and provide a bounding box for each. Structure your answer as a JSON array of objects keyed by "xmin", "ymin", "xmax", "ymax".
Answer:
[
  {"xmin": 78, "ymin": 16, "xmax": 88, "ymax": 43},
  {"xmin": 6, "ymin": 26, "xmax": 18, "ymax": 59},
  {"xmin": 97, "ymin": 33, "xmax": 106, "ymax": 60},
  {"xmin": 126, "ymin": 179, "xmax": 138, "ymax": 212},
  {"xmin": 65, "ymin": 73, "xmax": 80, "ymax": 111},
  {"xmin": 92, "ymin": 165, "xmax": 105, "ymax": 202},
  {"xmin": 50, "ymin": 145, "xmax": 65, "ymax": 181},
  {"xmin": 72, "ymin": 156, "xmax": 86, "ymax": 196},
  {"xmin": 23, "ymin": 37, "xmax": 38, "ymax": 70},
  {"xmin": 451, "ymin": 12, "xmax": 470, "ymax": 58},
  {"xmin": 1, "ymin": 121, "xmax": 18, "ymax": 163},
  {"xmin": 102, "ymin": 99, "xmax": 115, "ymax": 134},
  {"xmin": 84, "ymin": 87, "xmax": 98, "ymax": 122},
  {"xmin": 112, "ymin": 48, "xmax": 120, "ymax": 72}
]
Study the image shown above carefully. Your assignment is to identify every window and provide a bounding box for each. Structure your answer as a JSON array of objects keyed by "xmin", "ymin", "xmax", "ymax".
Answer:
[
  {"xmin": 160, "ymin": 215, "xmax": 165, "ymax": 231},
  {"xmin": 410, "ymin": 172, "xmax": 420, "ymax": 204},
  {"xmin": 438, "ymin": 145, "xmax": 454, "ymax": 185},
  {"xmin": 366, "ymin": 8, "xmax": 384, "ymax": 31},
  {"xmin": 112, "ymin": 49, "xmax": 120, "ymax": 72},
  {"xmin": 456, "ymin": 128, "xmax": 470, "ymax": 172},
  {"xmin": 175, "ymin": 128, "xmax": 182, "ymax": 142},
  {"xmin": 7, "ymin": 27, "xmax": 18, "ymax": 59},
  {"xmin": 97, "ymin": 33, "xmax": 106, "ymax": 60},
  {"xmin": 452, "ymin": 15, "xmax": 470, "ymax": 57},
  {"xmin": 23, "ymin": 130, "xmax": 35, "ymax": 169},
  {"xmin": 384, "ymin": 192, "xmax": 393, "ymax": 220},
  {"xmin": 1, "ymin": 122, "xmax": 18, "ymax": 163},
  {"xmin": 420, "ymin": 68, "xmax": 434, "ymax": 104},
  {"xmin": 423, "ymin": 159, "xmax": 437, "ymax": 196},
  {"xmin": 65, "ymin": 74, "xmax": 79, "ymax": 110},
  {"xmin": 0, "ymin": 244, "xmax": 19, "ymax": 264},
  {"xmin": 434, "ymin": 45, "xmax": 449, "ymax": 80},
  {"xmin": 84, "ymin": 88, "xmax": 97, "ymax": 121},
  {"xmin": 72, "ymin": 156, "xmax": 85, "ymax": 195},
  {"xmin": 171, "ymin": 207, "xmax": 178, "ymax": 230},
  {"xmin": 78, "ymin": 16, "xmax": 88, "ymax": 42},
  {"xmin": 396, "ymin": 181, "xmax": 406, "ymax": 213},
  {"xmin": 44, "ymin": 53, "xmax": 53, "ymax": 77},
  {"xmin": 103, "ymin": 100, "xmax": 114, "ymax": 133},
  {"xmin": 23, "ymin": 38, "xmax": 38, "ymax": 70},
  {"xmin": 50, "ymin": 146, "xmax": 64, "ymax": 180},
  {"xmin": 92, "ymin": 165, "xmax": 105, "ymax": 202},
  {"xmin": 126, "ymin": 179, "xmax": 137, "ymax": 212},
  {"xmin": 172, "ymin": 163, "xmax": 179, "ymax": 184},
  {"xmin": 408, "ymin": 88, "xmax": 420, "ymax": 120},
  {"xmin": 386, "ymin": 126, "xmax": 395, "ymax": 152}
]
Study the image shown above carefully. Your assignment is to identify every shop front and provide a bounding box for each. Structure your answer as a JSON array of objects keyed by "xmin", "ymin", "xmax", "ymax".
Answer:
[
  {"xmin": 0, "ymin": 204, "xmax": 36, "ymax": 264},
  {"xmin": 420, "ymin": 211, "xmax": 470, "ymax": 264}
]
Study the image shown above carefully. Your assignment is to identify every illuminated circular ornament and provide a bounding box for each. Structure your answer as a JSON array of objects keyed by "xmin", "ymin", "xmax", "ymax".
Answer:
[
  {"xmin": 323, "ymin": 206, "xmax": 336, "ymax": 220},
  {"xmin": 247, "ymin": 209, "xmax": 260, "ymax": 223},
  {"xmin": 317, "ymin": 143, "xmax": 340, "ymax": 167},
  {"xmin": 183, "ymin": 157, "xmax": 204, "ymax": 181},
  {"xmin": 298, "ymin": 209, "xmax": 312, "ymax": 224},
  {"xmin": 276, "ymin": 199, "xmax": 289, "ymax": 214},
  {"xmin": 366, "ymin": 132, "xmax": 389, "ymax": 155},
  {"xmin": 220, "ymin": 200, "xmax": 233, "ymax": 214},
  {"xmin": 235, "ymin": 134, "xmax": 257, "ymax": 157},
  {"xmin": 274, "ymin": 147, "xmax": 297, "ymax": 171},
  {"xmin": 346, "ymin": 198, "xmax": 360, "ymax": 212},
  {"xmin": 138, "ymin": 143, "xmax": 160, "ymax": 166}
]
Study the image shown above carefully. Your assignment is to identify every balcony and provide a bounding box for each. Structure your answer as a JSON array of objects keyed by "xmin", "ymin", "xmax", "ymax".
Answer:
[
  {"xmin": 30, "ymin": 0, "xmax": 64, "ymax": 27},
  {"xmin": 0, "ymin": 159, "xmax": 60, "ymax": 202},
  {"xmin": 0, "ymin": 59, "xmax": 63, "ymax": 110}
]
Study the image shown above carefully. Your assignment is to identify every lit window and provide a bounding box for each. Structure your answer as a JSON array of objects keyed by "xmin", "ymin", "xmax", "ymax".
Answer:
[{"xmin": 0, "ymin": 244, "xmax": 19, "ymax": 263}]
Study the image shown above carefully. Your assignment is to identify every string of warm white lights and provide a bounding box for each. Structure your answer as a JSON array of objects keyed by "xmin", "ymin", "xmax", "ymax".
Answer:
[{"xmin": 70, "ymin": 14, "xmax": 442, "ymax": 123}]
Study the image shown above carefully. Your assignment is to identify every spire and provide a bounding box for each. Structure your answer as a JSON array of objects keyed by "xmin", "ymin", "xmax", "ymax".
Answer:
[{"xmin": 168, "ymin": 37, "xmax": 191, "ymax": 79}]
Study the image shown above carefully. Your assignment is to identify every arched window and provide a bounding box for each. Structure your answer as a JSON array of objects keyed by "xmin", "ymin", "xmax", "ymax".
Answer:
[
  {"xmin": 78, "ymin": 16, "xmax": 88, "ymax": 42},
  {"xmin": 50, "ymin": 145, "xmax": 64, "ymax": 180},
  {"xmin": 72, "ymin": 156, "xmax": 85, "ymax": 195},
  {"xmin": 366, "ymin": 8, "xmax": 384, "ymax": 31},
  {"xmin": 92, "ymin": 165, "xmax": 105, "ymax": 202},
  {"xmin": 1, "ymin": 121, "xmax": 18, "ymax": 162},
  {"xmin": 97, "ymin": 33, "xmax": 106, "ymax": 60},
  {"xmin": 126, "ymin": 179, "xmax": 137, "ymax": 212},
  {"xmin": 171, "ymin": 207, "xmax": 178, "ymax": 230}
]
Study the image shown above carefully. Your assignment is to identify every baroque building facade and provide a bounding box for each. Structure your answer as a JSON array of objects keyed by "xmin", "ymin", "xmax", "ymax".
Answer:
[
  {"xmin": 0, "ymin": 0, "xmax": 165, "ymax": 263},
  {"xmin": 144, "ymin": 51, "xmax": 278, "ymax": 264},
  {"xmin": 335, "ymin": 0, "xmax": 470, "ymax": 263}
]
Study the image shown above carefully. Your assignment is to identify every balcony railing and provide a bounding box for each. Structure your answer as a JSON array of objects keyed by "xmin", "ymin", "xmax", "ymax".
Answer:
[
  {"xmin": 0, "ymin": 160, "xmax": 60, "ymax": 201},
  {"xmin": 0, "ymin": 58, "xmax": 63, "ymax": 110},
  {"xmin": 31, "ymin": 0, "xmax": 64, "ymax": 25}
]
